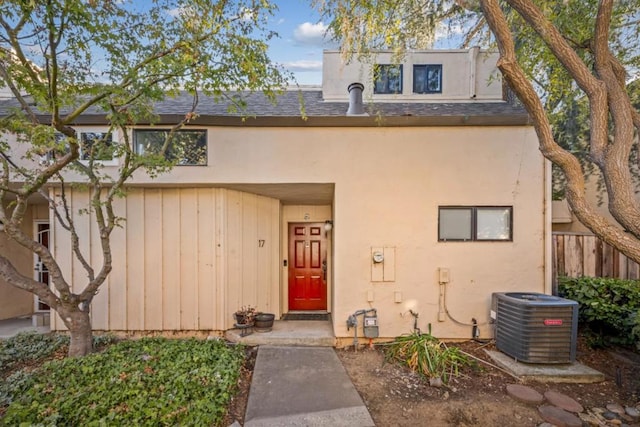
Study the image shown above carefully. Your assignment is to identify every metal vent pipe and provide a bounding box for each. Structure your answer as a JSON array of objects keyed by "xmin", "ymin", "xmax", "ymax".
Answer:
[{"xmin": 346, "ymin": 82, "xmax": 367, "ymax": 116}]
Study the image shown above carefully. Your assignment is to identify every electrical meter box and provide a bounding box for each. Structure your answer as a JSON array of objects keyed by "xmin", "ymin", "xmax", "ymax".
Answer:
[{"xmin": 363, "ymin": 313, "xmax": 379, "ymax": 338}]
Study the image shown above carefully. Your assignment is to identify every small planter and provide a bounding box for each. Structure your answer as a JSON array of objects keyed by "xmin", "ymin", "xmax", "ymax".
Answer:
[
  {"xmin": 254, "ymin": 313, "xmax": 275, "ymax": 333},
  {"xmin": 234, "ymin": 306, "xmax": 257, "ymax": 327},
  {"xmin": 234, "ymin": 313, "xmax": 254, "ymax": 326}
]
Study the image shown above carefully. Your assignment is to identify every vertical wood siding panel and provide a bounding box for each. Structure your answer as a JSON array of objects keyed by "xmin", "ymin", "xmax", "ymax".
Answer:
[
  {"xmin": 197, "ymin": 189, "xmax": 216, "ymax": 329},
  {"xmin": 52, "ymin": 191, "xmax": 71, "ymax": 330},
  {"xmin": 256, "ymin": 196, "xmax": 271, "ymax": 312},
  {"xmin": 73, "ymin": 190, "xmax": 91, "ymax": 295},
  {"xmin": 180, "ymin": 189, "xmax": 199, "ymax": 330},
  {"xmin": 144, "ymin": 189, "xmax": 163, "ymax": 329},
  {"xmin": 162, "ymin": 190, "xmax": 181, "ymax": 330},
  {"xmin": 270, "ymin": 199, "xmax": 281, "ymax": 315},
  {"xmin": 242, "ymin": 192, "xmax": 258, "ymax": 308},
  {"xmin": 226, "ymin": 190, "xmax": 243, "ymax": 326},
  {"xmin": 108, "ymin": 195, "xmax": 127, "ymax": 330},
  {"xmin": 44, "ymin": 190, "xmax": 57, "ymax": 330},
  {"xmin": 90, "ymin": 190, "xmax": 109, "ymax": 330},
  {"xmin": 126, "ymin": 189, "xmax": 145, "ymax": 330},
  {"xmin": 215, "ymin": 189, "xmax": 227, "ymax": 329}
]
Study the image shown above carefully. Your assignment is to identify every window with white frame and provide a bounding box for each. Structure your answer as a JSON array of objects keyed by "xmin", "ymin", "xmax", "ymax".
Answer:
[
  {"xmin": 413, "ymin": 64, "xmax": 442, "ymax": 94},
  {"xmin": 79, "ymin": 131, "xmax": 114, "ymax": 162},
  {"xmin": 134, "ymin": 129, "xmax": 207, "ymax": 166},
  {"xmin": 438, "ymin": 206, "xmax": 513, "ymax": 241},
  {"xmin": 374, "ymin": 64, "xmax": 403, "ymax": 94}
]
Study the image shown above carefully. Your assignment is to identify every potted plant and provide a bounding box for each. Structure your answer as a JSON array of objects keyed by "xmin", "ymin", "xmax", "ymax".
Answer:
[
  {"xmin": 234, "ymin": 306, "xmax": 257, "ymax": 326},
  {"xmin": 254, "ymin": 313, "xmax": 276, "ymax": 332}
]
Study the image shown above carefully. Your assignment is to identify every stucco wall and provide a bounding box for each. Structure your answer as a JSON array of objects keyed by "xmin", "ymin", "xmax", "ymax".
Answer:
[
  {"xmin": 0, "ymin": 203, "xmax": 49, "ymax": 320},
  {"xmin": 322, "ymin": 49, "xmax": 503, "ymax": 102},
  {"xmin": 47, "ymin": 125, "xmax": 546, "ymax": 340}
]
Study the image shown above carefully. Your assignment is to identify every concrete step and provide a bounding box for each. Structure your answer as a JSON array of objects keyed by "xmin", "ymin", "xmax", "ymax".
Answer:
[{"xmin": 225, "ymin": 320, "xmax": 335, "ymax": 347}]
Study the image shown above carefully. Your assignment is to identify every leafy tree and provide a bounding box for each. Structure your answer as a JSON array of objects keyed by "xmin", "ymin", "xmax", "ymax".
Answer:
[
  {"xmin": 0, "ymin": 0, "xmax": 289, "ymax": 356},
  {"xmin": 316, "ymin": 0, "xmax": 640, "ymax": 263}
]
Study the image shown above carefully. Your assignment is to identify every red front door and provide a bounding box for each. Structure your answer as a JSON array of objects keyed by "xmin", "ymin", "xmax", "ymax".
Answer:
[{"xmin": 288, "ymin": 223, "xmax": 327, "ymax": 311}]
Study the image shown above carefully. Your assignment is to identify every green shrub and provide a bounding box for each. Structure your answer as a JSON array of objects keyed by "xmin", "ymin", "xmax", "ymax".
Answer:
[
  {"xmin": 383, "ymin": 331, "xmax": 473, "ymax": 384},
  {"xmin": 2, "ymin": 337, "xmax": 245, "ymax": 426},
  {"xmin": 558, "ymin": 276, "xmax": 640, "ymax": 348},
  {"xmin": 0, "ymin": 332, "xmax": 69, "ymax": 374},
  {"xmin": 0, "ymin": 369, "xmax": 36, "ymax": 408}
]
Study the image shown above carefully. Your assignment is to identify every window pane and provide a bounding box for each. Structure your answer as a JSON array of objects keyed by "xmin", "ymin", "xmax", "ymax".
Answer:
[
  {"xmin": 439, "ymin": 208, "xmax": 472, "ymax": 240},
  {"xmin": 413, "ymin": 65, "xmax": 442, "ymax": 94},
  {"xmin": 134, "ymin": 130, "xmax": 207, "ymax": 165},
  {"xmin": 80, "ymin": 132, "xmax": 113, "ymax": 161},
  {"xmin": 374, "ymin": 65, "xmax": 403, "ymax": 94},
  {"xmin": 476, "ymin": 208, "xmax": 511, "ymax": 240}
]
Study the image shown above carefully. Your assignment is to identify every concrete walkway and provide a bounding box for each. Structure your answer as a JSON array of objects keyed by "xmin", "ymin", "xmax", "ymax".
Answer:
[
  {"xmin": 243, "ymin": 346, "xmax": 374, "ymax": 426},
  {"xmin": 0, "ymin": 316, "xmax": 49, "ymax": 339}
]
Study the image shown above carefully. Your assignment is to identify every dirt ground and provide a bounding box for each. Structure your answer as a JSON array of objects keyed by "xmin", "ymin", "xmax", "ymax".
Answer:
[{"xmin": 227, "ymin": 339, "xmax": 640, "ymax": 426}]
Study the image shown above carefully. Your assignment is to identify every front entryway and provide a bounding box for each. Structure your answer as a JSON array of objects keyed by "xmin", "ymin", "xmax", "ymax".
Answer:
[{"xmin": 288, "ymin": 222, "xmax": 327, "ymax": 311}]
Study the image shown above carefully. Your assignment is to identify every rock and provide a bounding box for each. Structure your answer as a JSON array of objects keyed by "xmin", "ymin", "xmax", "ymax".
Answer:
[
  {"xmin": 602, "ymin": 411, "xmax": 619, "ymax": 420},
  {"xmin": 626, "ymin": 406, "xmax": 640, "ymax": 419},
  {"xmin": 607, "ymin": 403, "xmax": 626, "ymax": 415},
  {"xmin": 544, "ymin": 390, "xmax": 584, "ymax": 414},
  {"xmin": 578, "ymin": 411, "xmax": 605, "ymax": 426},
  {"xmin": 537, "ymin": 423, "xmax": 554, "ymax": 427},
  {"xmin": 506, "ymin": 384, "xmax": 545, "ymax": 405},
  {"xmin": 538, "ymin": 405, "xmax": 582, "ymax": 427},
  {"xmin": 429, "ymin": 377, "xmax": 443, "ymax": 387},
  {"xmin": 607, "ymin": 419, "xmax": 622, "ymax": 425}
]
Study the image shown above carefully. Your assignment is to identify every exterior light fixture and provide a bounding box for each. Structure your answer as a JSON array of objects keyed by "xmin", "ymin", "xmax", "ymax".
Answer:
[{"xmin": 324, "ymin": 220, "xmax": 333, "ymax": 232}]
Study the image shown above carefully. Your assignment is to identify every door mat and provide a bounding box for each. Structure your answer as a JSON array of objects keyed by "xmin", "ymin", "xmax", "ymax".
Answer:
[{"xmin": 282, "ymin": 313, "xmax": 330, "ymax": 321}]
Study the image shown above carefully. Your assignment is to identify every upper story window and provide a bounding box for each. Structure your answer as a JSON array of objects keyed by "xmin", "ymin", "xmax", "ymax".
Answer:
[
  {"xmin": 79, "ymin": 131, "xmax": 114, "ymax": 162},
  {"xmin": 134, "ymin": 129, "xmax": 207, "ymax": 166},
  {"xmin": 438, "ymin": 206, "xmax": 513, "ymax": 241},
  {"xmin": 413, "ymin": 64, "xmax": 442, "ymax": 94},
  {"xmin": 374, "ymin": 64, "xmax": 403, "ymax": 94}
]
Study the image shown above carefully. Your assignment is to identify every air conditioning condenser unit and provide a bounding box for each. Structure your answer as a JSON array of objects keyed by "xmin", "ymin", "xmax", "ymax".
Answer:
[{"xmin": 491, "ymin": 292, "xmax": 578, "ymax": 364}]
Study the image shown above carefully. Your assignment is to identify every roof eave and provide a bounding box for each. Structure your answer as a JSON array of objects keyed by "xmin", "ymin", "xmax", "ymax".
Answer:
[{"xmin": 48, "ymin": 113, "xmax": 532, "ymax": 127}]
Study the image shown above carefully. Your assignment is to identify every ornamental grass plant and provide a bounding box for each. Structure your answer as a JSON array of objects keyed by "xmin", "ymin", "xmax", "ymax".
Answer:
[{"xmin": 383, "ymin": 331, "xmax": 473, "ymax": 385}]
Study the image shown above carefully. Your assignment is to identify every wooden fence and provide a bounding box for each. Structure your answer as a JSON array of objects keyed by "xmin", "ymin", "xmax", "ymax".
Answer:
[{"xmin": 552, "ymin": 232, "xmax": 640, "ymax": 284}]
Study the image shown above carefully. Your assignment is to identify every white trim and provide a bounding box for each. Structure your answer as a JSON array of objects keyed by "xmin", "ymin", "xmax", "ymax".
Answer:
[{"xmin": 33, "ymin": 220, "xmax": 50, "ymax": 313}]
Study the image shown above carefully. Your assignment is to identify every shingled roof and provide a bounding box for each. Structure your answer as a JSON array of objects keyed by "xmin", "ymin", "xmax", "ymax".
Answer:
[{"xmin": 0, "ymin": 89, "xmax": 530, "ymax": 127}]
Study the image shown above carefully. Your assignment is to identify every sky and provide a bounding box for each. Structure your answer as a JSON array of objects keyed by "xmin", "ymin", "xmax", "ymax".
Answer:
[
  {"xmin": 265, "ymin": 1, "xmax": 466, "ymax": 86},
  {"xmin": 267, "ymin": 0, "xmax": 335, "ymax": 86}
]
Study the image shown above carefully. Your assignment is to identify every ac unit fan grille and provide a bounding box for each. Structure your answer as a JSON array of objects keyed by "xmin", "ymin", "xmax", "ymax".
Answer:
[{"xmin": 493, "ymin": 292, "xmax": 578, "ymax": 364}]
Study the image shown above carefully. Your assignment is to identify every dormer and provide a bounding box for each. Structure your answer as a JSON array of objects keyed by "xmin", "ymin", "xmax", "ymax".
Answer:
[{"xmin": 322, "ymin": 48, "xmax": 503, "ymax": 102}]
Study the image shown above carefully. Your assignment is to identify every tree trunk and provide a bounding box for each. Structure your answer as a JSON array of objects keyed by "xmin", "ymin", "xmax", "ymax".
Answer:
[{"xmin": 59, "ymin": 307, "xmax": 93, "ymax": 357}]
